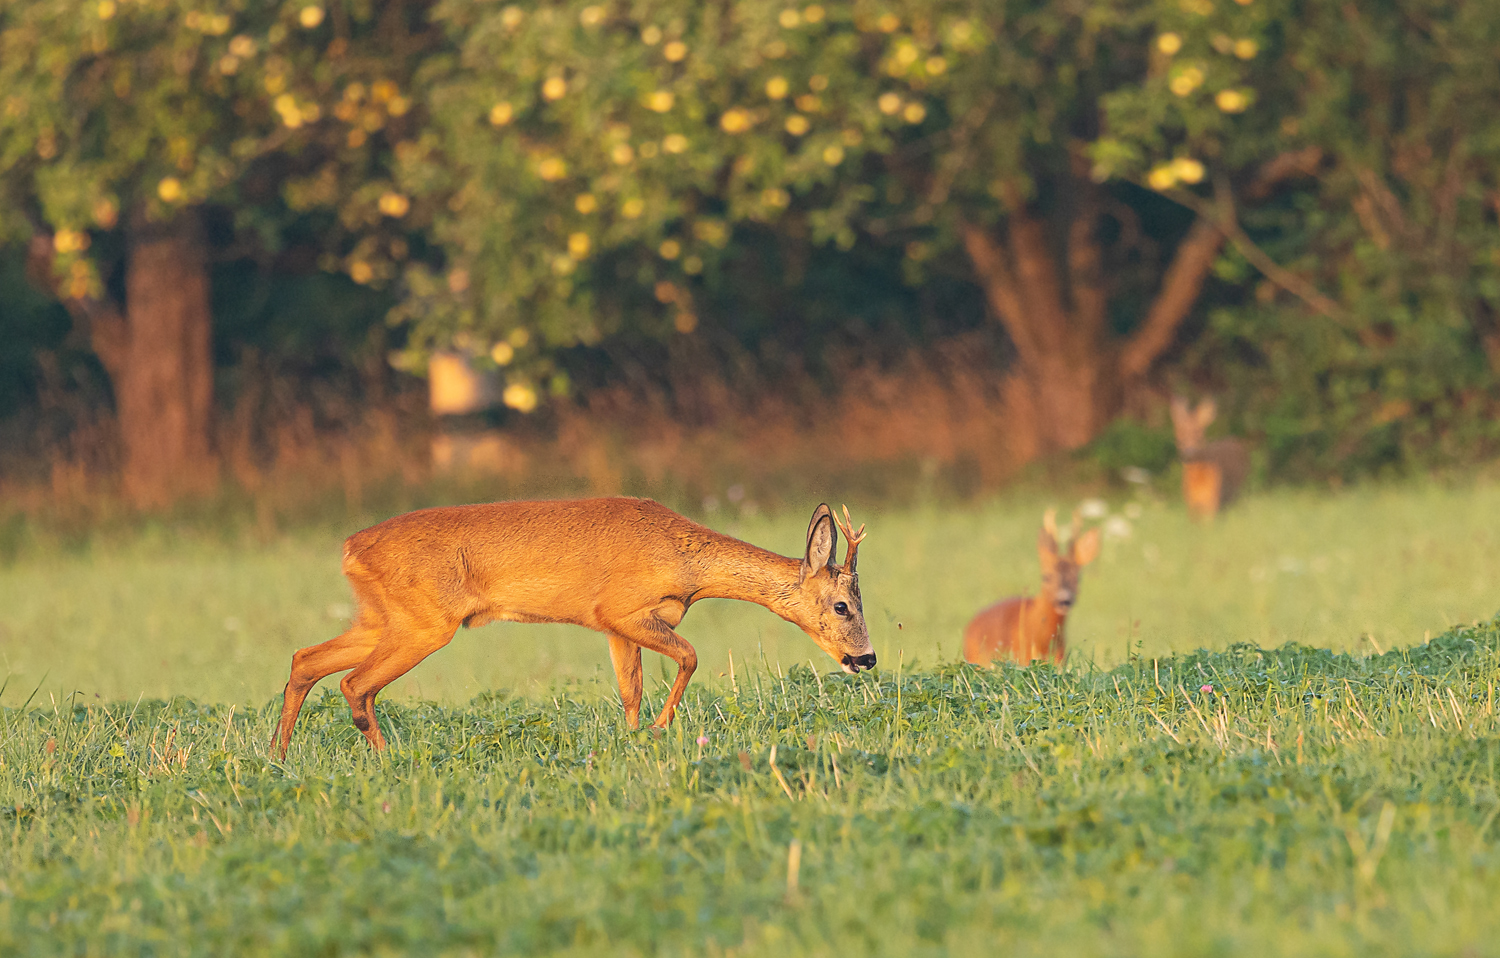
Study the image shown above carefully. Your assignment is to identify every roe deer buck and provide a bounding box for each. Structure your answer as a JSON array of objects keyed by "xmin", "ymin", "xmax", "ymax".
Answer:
[
  {"xmin": 963, "ymin": 509, "xmax": 1100, "ymax": 667},
  {"xmin": 1170, "ymin": 396, "xmax": 1250, "ymax": 521},
  {"xmin": 271, "ymin": 498, "xmax": 874, "ymax": 756}
]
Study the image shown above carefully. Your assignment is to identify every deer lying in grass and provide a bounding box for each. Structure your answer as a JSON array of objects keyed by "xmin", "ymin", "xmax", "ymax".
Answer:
[
  {"xmin": 271, "ymin": 498, "xmax": 873, "ymax": 757},
  {"xmin": 963, "ymin": 510, "xmax": 1100, "ymax": 667},
  {"xmin": 1170, "ymin": 396, "xmax": 1250, "ymax": 521}
]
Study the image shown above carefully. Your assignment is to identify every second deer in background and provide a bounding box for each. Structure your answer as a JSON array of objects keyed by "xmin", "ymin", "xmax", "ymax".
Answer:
[
  {"xmin": 963, "ymin": 510, "xmax": 1100, "ymax": 667},
  {"xmin": 1170, "ymin": 397, "xmax": 1250, "ymax": 521}
]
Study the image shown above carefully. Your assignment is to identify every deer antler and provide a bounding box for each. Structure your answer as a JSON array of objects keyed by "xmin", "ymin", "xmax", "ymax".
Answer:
[{"xmin": 835, "ymin": 504, "xmax": 867, "ymax": 574}]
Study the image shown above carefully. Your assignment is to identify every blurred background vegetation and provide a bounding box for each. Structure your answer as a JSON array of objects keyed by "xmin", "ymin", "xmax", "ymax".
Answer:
[{"xmin": 3, "ymin": 0, "xmax": 1500, "ymax": 524}]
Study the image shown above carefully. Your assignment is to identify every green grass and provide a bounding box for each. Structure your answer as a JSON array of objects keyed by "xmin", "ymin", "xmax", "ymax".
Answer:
[
  {"xmin": 1, "ymin": 625, "xmax": 1497, "ymax": 955},
  {"xmin": 1, "ymin": 479, "xmax": 1499, "ymax": 954}
]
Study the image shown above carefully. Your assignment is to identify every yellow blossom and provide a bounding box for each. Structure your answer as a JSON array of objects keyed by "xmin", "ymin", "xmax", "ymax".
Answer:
[
  {"xmin": 878, "ymin": 92, "xmax": 902, "ymax": 114},
  {"xmin": 763, "ymin": 188, "xmax": 790, "ymax": 208},
  {"xmin": 1233, "ymin": 38, "xmax": 1258, "ymax": 59},
  {"xmin": 230, "ymin": 35, "xmax": 256, "ymax": 57},
  {"xmin": 611, "ymin": 143, "xmax": 635, "ymax": 165},
  {"xmin": 926, "ymin": 56, "xmax": 947, "ymax": 76},
  {"xmin": 501, "ymin": 6, "xmax": 523, "ymax": 28},
  {"xmin": 720, "ymin": 109, "xmax": 751, "ymax": 133},
  {"xmin": 795, "ymin": 94, "xmax": 821, "ymax": 112},
  {"xmin": 542, "ymin": 77, "xmax": 567, "ymax": 101},
  {"xmin": 659, "ymin": 239, "xmax": 681, "ymax": 260},
  {"xmin": 299, "ymin": 6, "xmax": 324, "ymax": 28},
  {"xmin": 97, "ymin": 0, "xmax": 116, "ymax": 20},
  {"xmin": 822, "ymin": 144, "xmax": 844, "ymax": 165},
  {"xmin": 489, "ymin": 102, "xmax": 514, "ymax": 126},
  {"xmin": 903, "ymin": 102, "xmax": 927, "ymax": 124},
  {"xmin": 1158, "ymin": 33, "xmax": 1182, "ymax": 55},
  {"xmin": 1170, "ymin": 67, "xmax": 1204, "ymax": 96},
  {"xmin": 503, "ymin": 383, "xmax": 539, "ymax": 412},
  {"xmin": 779, "ymin": 8, "xmax": 801, "ymax": 28},
  {"xmin": 568, "ymin": 232, "xmax": 591, "ymax": 258},
  {"xmin": 663, "ymin": 134, "xmax": 689, "ymax": 154},
  {"xmin": 664, "ymin": 41, "xmax": 687, "ymax": 62},
  {"xmin": 766, "ymin": 76, "xmax": 790, "ymax": 100},
  {"xmin": 809, "ymin": 75, "xmax": 828, "ymax": 91},
  {"xmin": 1147, "ymin": 166, "xmax": 1177, "ymax": 190},
  {"xmin": 1216, "ymin": 89, "xmax": 1249, "ymax": 113},
  {"xmin": 157, "ymin": 177, "xmax": 184, "ymax": 202},
  {"xmin": 579, "ymin": 5, "xmax": 604, "ymax": 26},
  {"xmin": 641, "ymin": 25, "xmax": 662, "ymax": 44},
  {"xmin": 785, "ymin": 115, "xmax": 810, "ymax": 135},
  {"xmin": 350, "ymin": 261, "xmax": 373, "ymax": 284},
  {"xmin": 877, "ymin": 14, "xmax": 899, "ymax": 32},
  {"xmin": 622, "ymin": 198, "xmax": 645, "ymax": 218},
  {"xmin": 378, "ymin": 192, "xmax": 410, "ymax": 217},
  {"xmin": 491, "ymin": 342, "xmax": 515, "ymax": 365},
  {"xmin": 537, "ymin": 157, "xmax": 567, "ymax": 180},
  {"xmin": 575, "ymin": 194, "xmax": 598, "ymax": 214},
  {"xmin": 1172, "ymin": 157, "xmax": 1206, "ymax": 183},
  {"xmin": 648, "ymin": 90, "xmax": 675, "ymax": 112},
  {"xmin": 804, "ymin": 5, "xmax": 825, "ymax": 22}
]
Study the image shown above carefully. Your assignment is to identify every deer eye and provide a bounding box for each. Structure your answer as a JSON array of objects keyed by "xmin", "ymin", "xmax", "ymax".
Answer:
[{"xmin": 834, "ymin": 601, "xmax": 850, "ymax": 617}]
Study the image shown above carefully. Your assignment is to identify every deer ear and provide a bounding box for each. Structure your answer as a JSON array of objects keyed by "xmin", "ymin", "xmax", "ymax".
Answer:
[
  {"xmin": 802, "ymin": 503, "xmax": 839, "ymax": 579},
  {"xmin": 1072, "ymin": 527, "xmax": 1101, "ymax": 567},
  {"xmin": 1037, "ymin": 525, "xmax": 1059, "ymax": 568}
]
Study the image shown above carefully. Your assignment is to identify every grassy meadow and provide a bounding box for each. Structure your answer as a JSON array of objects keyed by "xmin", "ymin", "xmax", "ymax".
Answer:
[{"xmin": 1, "ymin": 477, "xmax": 1499, "ymax": 954}]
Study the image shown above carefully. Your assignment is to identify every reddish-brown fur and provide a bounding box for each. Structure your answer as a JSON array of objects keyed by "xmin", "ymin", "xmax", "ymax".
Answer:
[
  {"xmin": 1171, "ymin": 396, "xmax": 1250, "ymax": 521},
  {"xmin": 963, "ymin": 510, "xmax": 1100, "ymax": 667},
  {"xmin": 271, "ymin": 498, "xmax": 873, "ymax": 756}
]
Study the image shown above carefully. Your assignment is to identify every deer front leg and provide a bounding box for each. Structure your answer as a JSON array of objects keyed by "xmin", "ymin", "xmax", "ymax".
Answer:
[
  {"xmin": 608, "ymin": 615, "xmax": 698, "ymax": 728},
  {"xmin": 606, "ymin": 633, "xmax": 644, "ymax": 729}
]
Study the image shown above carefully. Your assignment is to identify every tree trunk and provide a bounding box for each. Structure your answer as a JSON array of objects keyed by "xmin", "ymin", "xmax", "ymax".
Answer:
[
  {"xmin": 115, "ymin": 214, "xmax": 217, "ymax": 506},
  {"xmin": 961, "ymin": 178, "xmax": 1227, "ymax": 461},
  {"xmin": 33, "ymin": 212, "xmax": 218, "ymax": 507}
]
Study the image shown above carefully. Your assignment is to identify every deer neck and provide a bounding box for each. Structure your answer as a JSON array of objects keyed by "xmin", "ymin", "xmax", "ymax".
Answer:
[
  {"xmin": 1026, "ymin": 594, "xmax": 1067, "ymax": 655},
  {"xmin": 691, "ymin": 538, "xmax": 804, "ymax": 621}
]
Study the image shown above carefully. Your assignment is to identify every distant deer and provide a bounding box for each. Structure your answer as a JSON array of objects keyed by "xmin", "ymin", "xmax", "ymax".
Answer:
[
  {"xmin": 271, "ymin": 498, "xmax": 874, "ymax": 757},
  {"xmin": 1170, "ymin": 396, "xmax": 1250, "ymax": 521},
  {"xmin": 963, "ymin": 509, "xmax": 1100, "ymax": 667}
]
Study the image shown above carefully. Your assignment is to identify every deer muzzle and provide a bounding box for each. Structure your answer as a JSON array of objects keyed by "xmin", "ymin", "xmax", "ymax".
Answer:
[{"xmin": 841, "ymin": 652, "xmax": 877, "ymax": 674}]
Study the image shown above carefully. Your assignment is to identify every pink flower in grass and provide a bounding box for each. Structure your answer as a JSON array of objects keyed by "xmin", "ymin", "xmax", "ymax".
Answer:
[
  {"xmin": 697, "ymin": 735, "xmax": 710, "ymax": 746},
  {"xmin": 1200, "ymin": 684, "xmax": 1214, "ymax": 694}
]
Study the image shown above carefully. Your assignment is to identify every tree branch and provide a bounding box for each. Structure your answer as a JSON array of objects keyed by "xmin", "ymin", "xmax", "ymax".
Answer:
[
  {"xmin": 960, "ymin": 222, "xmax": 1038, "ymax": 362},
  {"xmin": 26, "ymin": 233, "xmax": 129, "ymax": 380},
  {"xmin": 1119, "ymin": 216, "xmax": 1225, "ymax": 380}
]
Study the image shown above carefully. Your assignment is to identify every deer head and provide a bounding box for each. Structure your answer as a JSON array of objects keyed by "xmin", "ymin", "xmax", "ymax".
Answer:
[
  {"xmin": 1170, "ymin": 396, "xmax": 1217, "ymax": 455},
  {"xmin": 796, "ymin": 503, "xmax": 875, "ymax": 674},
  {"xmin": 1038, "ymin": 508, "xmax": 1101, "ymax": 615}
]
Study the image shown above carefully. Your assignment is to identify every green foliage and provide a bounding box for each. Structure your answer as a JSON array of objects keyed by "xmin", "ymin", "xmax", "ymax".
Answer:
[
  {"xmin": 0, "ymin": 620, "xmax": 1497, "ymax": 954},
  {"xmin": 1101, "ymin": 0, "xmax": 1500, "ymax": 475},
  {"xmin": 0, "ymin": 0, "xmax": 432, "ymax": 294}
]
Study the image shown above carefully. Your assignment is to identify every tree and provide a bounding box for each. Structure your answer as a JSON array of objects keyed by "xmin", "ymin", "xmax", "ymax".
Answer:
[
  {"xmin": 1099, "ymin": 0, "xmax": 1500, "ymax": 470},
  {"xmin": 0, "ymin": 0, "xmax": 433, "ymax": 506},
  {"xmin": 390, "ymin": 0, "xmax": 1251, "ymax": 456}
]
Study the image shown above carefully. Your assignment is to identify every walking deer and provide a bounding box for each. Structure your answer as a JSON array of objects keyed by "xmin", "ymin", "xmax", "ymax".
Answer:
[
  {"xmin": 1170, "ymin": 396, "xmax": 1250, "ymax": 521},
  {"xmin": 963, "ymin": 510, "xmax": 1100, "ymax": 667},
  {"xmin": 271, "ymin": 498, "xmax": 874, "ymax": 756}
]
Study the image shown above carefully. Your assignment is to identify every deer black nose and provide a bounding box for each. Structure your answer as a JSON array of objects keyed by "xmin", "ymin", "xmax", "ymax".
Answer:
[{"xmin": 855, "ymin": 653, "xmax": 877, "ymax": 670}]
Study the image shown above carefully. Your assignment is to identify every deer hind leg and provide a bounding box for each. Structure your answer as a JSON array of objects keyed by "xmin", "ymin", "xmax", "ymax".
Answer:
[
  {"xmin": 606, "ymin": 633, "xmax": 644, "ymax": 730},
  {"xmin": 608, "ymin": 615, "xmax": 697, "ymax": 729},
  {"xmin": 271, "ymin": 622, "xmax": 381, "ymax": 757},
  {"xmin": 338, "ymin": 611, "xmax": 459, "ymax": 751}
]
